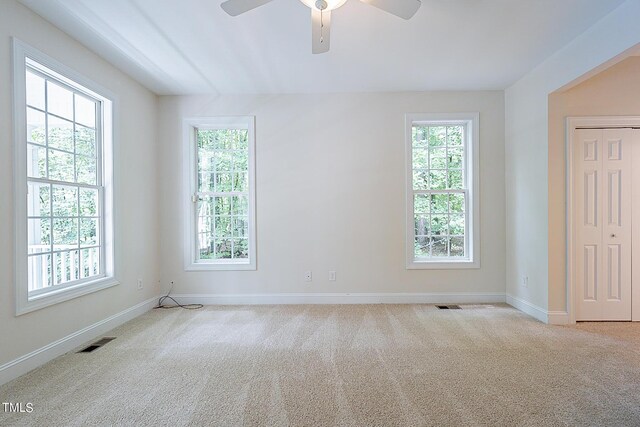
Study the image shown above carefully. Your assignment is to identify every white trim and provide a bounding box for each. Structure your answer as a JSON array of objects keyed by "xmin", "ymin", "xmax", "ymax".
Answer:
[
  {"xmin": 404, "ymin": 113, "xmax": 480, "ymax": 269},
  {"xmin": 506, "ymin": 294, "xmax": 548, "ymax": 323},
  {"xmin": 182, "ymin": 116, "xmax": 257, "ymax": 271},
  {"xmin": 548, "ymin": 311, "xmax": 570, "ymax": 325},
  {"xmin": 12, "ymin": 38, "xmax": 118, "ymax": 315},
  {"xmin": 0, "ymin": 296, "xmax": 157, "ymax": 387},
  {"xmin": 566, "ymin": 116, "xmax": 640, "ymax": 324},
  {"xmin": 167, "ymin": 292, "xmax": 505, "ymax": 305}
]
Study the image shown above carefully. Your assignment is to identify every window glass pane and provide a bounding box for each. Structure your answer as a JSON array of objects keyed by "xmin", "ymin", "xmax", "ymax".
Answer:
[
  {"xmin": 215, "ymin": 173, "xmax": 233, "ymax": 192},
  {"xmin": 214, "ymin": 239, "xmax": 232, "ymax": 259},
  {"xmin": 450, "ymin": 237, "xmax": 465, "ymax": 257},
  {"xmin": 27, "ymin": 108, "xmax": 46, "ymax": 144},
  {"xmin": 233, "ymin": 217, "xmax": 248, "ymax": 238},
  {"xmin": 198, "ymin": 172, "xmax": 215, "ymax": 192},
  {"xmin": 232, "ymin": 172, "xmax": 248, "ymax": 192},
  {"xmin": 429, "ymin": 149, "xmax": 447, "ymax": 169},
  {"xmin": 430, "ymin": 194, "xmax": 448, "ymax": 213},
  {"xmin": 232, "ymin": 196, "xmax": 248, "ymax": 215},
  {"xmin": 80, "ymin": 218, "xmax": 99, "ymax": 247},
  {"xmin": 198, "ymin": 233, "xmax": 215, "ymax": 259},
  {"xmin": 233, "ymin": 130, "xmax": 249, "ymax": 150},
  {"xmin": 52, "ymin": 185, "xmax": 78, "ymax": 217},
  {"xmin": 214, "ymin": 151, "xmax": 233, "ymax": 172},
  {"xmin": 49, "ymin": 149, "xmax": 75, "ymax": 182},
  {"xmin": 28, "ymin": 182, "xmax": 51, "ymax": 217},
  {"xmin": 28, "ymin": 254, "xmax": 52, "ymax": 291},
  {"xmin": 215, "ymin": 196, "xmax": 232, "ymax": 216},
  {"xmin": 28, "ymin": 218, "xmax": 51, "ymax": 254},
  {"xmin": 214, "ymin": 215, "xmax": 231, "ymax": 238},
  {"xmin": 27, "ymin": 143, "xmax": 47, "ymax": 178},
  {"xmin": 447, "ymin": 126, "xmax": 463, "ymax": 146},
  {"xmin": 413, "ymin": 170, "xmax": 429, "ymax": 190},
  {"xmin": 449, "ymin": 214, "xmax": 465, "ymax": 235},
  {"xmin": 412, "ymin": 127, "xmax": 427, "ymax": 147},
  {"xmin": 80, "ymin": 188, "xmax": 98, "ymax": 216},
  {"xmin": 26, "ymin": 71, "xmax": 45, "ymax": 110},
  {"xmin": 233, "ymin": 239, "xmax": 249, "ymax": 259},
  {"xmin": 448, "ymin": 147, "xmax": 463, "ymax": 169},
  {"xmin": 428, "ymin": 127, "xmax": 446, "ymax": 147},
  {"xmin": 76, "ymin": 155, "xmax": 97, "ymax": 185},
  {"xmin": 448, "ymin": 170, "xmax": 463, "ymax": 189},
  {"xmin": 53, "ymin": 250, "xmax": 80, "ymax": 286},
  {"xmin": 432, "ymin": 237, "xmax": 449, "ymax": 257},
  {"xmin": 414, "ymin": 236, "xmax": 430, "ymax": 257},
  {"xmin": 429, "ymin": 170, "xmax": 447, "ymax": 190},
  {"xmin": 52, "ymin": 218, "xmax": 78, "ymax": 250},
  {"xmin": 450, "ymin": 193, "xmax": 465, "ymax": 214},
  {"xmin": 47, "ymin": 81, "xmax": 73, "ymax": 120},
  {"xmin": 75, "ymin": 125, "xmax": 96, "ymax": 157},
  {"xmin": 414, "ymin": 215, "xmax": 429, "ymax": 237},
  {"xmin": 414, "ymin": 194, "xmax": 430, "ymax": 214},
  {"xmin": 48, "ymin": 114, "xmax": 74, "ymax": 152},
  {"xmin": 232, "ymin": 151, "xmax": 248, "ymax": 171},
  {"xmin": 74, "ymin": 94, "xmax": 96, "ymax": 128},
  {"xmin": 430, "ymin": 214, "xmax": 448, "ymax": 236},
  {"xmin": 80, "ymin": 247, "xmax": 100, "ymax": 278},
  {"xmin": 412, "ymin": 148, "xmax": 427, "ymax": 169}
]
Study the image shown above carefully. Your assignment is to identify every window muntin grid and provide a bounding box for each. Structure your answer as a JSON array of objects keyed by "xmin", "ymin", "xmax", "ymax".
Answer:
[
  {"xmin": 411, "ymin": 124, "xmax": 468, "ymax": 259},
  {"xmin": 25, "ymin": 65, "xmax": 103, "ymax": 293},
  {"xmin": 195, "ymin": 129, "xmax": 250, "ymax": 261}
]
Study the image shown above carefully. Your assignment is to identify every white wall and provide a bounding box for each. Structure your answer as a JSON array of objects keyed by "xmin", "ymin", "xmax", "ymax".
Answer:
[
  {"xmin": 548, "ymin": 56, "xmax": 640, "ymax": 312},
  {"xmin": 158, "ymin": 92, "xmax": 505, "ymax": 298},
  {"xmin": 505, "ymin": 0, "xmax": 640, "ymax": 319},
  {"xmin": 0, "ymin": 0, "xmax": 160, "ymax": 366}
]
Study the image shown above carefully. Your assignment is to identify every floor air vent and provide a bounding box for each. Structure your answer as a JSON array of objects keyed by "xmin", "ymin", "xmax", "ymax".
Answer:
[
  {"xmin": 78, "ymin": 337, "xmax": 116, "ymax": 353},
  {"xmin": 436, "ymin": 305, "xmax": 461, "ymax": 310}
]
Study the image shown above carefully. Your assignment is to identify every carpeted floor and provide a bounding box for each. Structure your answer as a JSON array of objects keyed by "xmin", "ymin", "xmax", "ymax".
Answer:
[{"xmin": 2, "ymin": 304, "xmax": 640, "ymax": 426}]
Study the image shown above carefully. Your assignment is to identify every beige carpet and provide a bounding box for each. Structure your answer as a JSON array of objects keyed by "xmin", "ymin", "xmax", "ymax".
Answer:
[{"xmin": 2, "ymin": 304, "xmax": 640, "ymax": 426}]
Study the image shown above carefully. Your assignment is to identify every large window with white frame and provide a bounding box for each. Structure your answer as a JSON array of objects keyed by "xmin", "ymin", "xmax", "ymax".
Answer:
[
  {"xmin": 13, "ymin": 40, "xmax": 116, "ymax": 315},
  {"xmin": 184, "ymin": 117, "xmax": 256, "ymax": 270},
  {"xmin": 405, "ymin": 113, "xmax": 479, "ymax": 269}
]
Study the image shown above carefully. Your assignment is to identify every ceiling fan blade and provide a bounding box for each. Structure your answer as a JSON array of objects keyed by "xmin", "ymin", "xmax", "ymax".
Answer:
[
  {"xmin": 311, "ymin": 9, "xmax": 331, "ymax": 54},
  {"xmin": 220, "ymin": 0, "xmax": 274, "ymax": 16},
  {"xmin": 360, "ymin": 0, "xmax": 421, "ymax": 19}
]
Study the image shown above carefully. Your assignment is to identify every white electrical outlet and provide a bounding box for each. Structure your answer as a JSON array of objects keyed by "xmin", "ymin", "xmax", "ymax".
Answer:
[
  {"xmin": 137, "ymin": 279, "xmax": 143, "ymax": 290},
  {"xmin": 522, "ymin": 276, "xmax": 528, "ymax": 288},
  {"xmin": 304, "ymin": 271, "xmax": 312, "ymax": 282},
  {"xmin": 329, "ymin": 271, "xmax": 336, "ymax": 281}
]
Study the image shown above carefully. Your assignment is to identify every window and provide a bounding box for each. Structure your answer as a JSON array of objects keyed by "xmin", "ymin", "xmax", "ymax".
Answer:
[
  {"xmin": 13, "ymin": 40, "xmax": 116, "ymax": 314},
  {"xmin": 183, "ymin": 117, "xmax": 256, "ymax": 270},
  {"xmin": 405, "ymin": 113, "xmax": 479, "ymax": 269}
]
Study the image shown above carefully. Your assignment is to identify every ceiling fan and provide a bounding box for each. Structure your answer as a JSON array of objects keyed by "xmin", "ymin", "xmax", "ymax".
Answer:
[{"xmin": 220, "ymin": 0, "xmax": 421, "ymax": 54}]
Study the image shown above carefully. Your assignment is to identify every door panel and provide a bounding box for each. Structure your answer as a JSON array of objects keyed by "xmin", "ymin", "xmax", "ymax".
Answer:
[{"xmin": 574, "ymin": 128, "xmax": 632, "ymax": 321}]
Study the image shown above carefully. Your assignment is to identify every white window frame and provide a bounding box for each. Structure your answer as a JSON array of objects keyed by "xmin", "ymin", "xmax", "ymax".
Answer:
[
  {"xmin": 405, "ymin": 112, "xmax": 480, "ymax": 269},
  {"xmin": 183, "ymin": 116, "xmax": 257, "ymax": 271},
  {"xmin": 13, "ymin": 39, "xmax": 117, "ymax": 315}
]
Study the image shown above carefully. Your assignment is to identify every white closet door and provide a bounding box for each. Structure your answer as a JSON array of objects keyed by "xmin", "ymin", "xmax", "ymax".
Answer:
[{"xmin": 574, "ymin": 128, "xmax": 631, "ymax": 321}]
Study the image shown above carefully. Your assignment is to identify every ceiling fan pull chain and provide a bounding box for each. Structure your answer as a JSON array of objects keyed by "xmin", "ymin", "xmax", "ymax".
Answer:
[{"xmin": 320, "ymin": 9, "xmax": 324, "ymax": 44}]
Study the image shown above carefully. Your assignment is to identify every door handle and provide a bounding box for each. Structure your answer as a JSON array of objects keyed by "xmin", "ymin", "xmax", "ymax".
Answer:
[{"xmin": 611, "ymin": 234, "xmax": 617, "ymax": 238}]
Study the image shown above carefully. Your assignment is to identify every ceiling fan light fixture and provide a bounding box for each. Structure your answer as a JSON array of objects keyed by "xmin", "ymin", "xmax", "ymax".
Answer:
[{"xmin": 299, "ymin": 0, "xmax": 348, "ymax": 11}]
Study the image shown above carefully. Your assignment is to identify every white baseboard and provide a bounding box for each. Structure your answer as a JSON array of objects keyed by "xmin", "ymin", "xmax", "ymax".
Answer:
[
  {"xmin": 0, "ymin": 296, "xmax": 157, "ymax": 387},
  {"xmin": 168, "ymin": 292, "xmax": 506, "ymax": 306},
  {"xmin": 547, "ymin": 311, "xmax": 570, "ymax": 325},
  {"xmin": 506, "ymin": 294, "xmax": 548, "ymax": 323}
]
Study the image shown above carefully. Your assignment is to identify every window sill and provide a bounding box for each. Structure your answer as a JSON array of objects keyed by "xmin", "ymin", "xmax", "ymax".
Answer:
[
  {"xmin": 185, "ymin": 261, "xmax": 256, "ymax": 271},
  {"xmin": 17, "ymin": 277, "xmax": 119, "ymax": 316},
  {"xmin": 406, "ymin": 259, "xmax": 480, "ymax": 270}
]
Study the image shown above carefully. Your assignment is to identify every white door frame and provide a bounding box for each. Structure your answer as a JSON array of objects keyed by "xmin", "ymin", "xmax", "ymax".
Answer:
[{"xmin": 566, "ymin": 116, "xmax": 640, "ymax": 324}]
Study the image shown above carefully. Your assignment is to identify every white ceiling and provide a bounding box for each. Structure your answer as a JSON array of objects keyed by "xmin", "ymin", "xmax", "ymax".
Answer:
[{"xmin": 19, "ymin": 0, "xmax": 626, "ymax": 95}]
